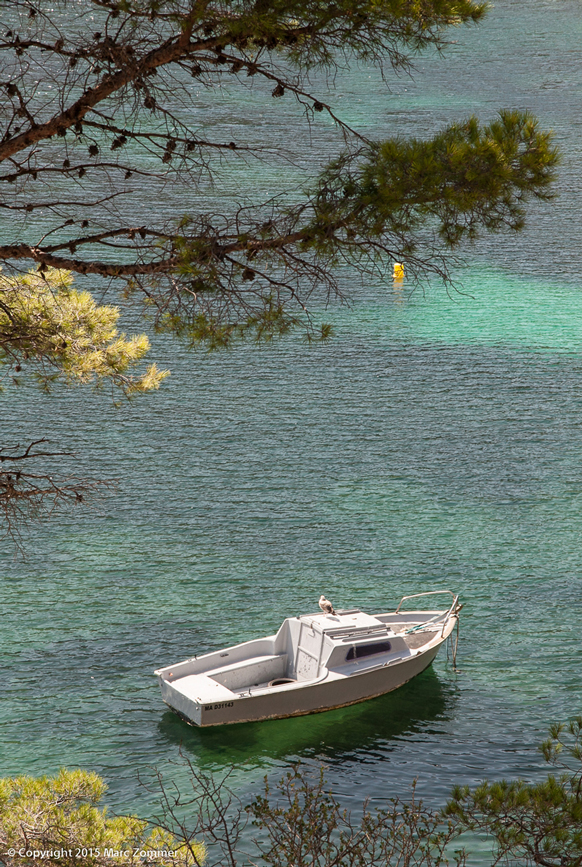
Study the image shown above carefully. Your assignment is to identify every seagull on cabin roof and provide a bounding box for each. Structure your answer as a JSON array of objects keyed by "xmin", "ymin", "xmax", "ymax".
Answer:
[{"xmin": 319, "ymin": 595, "xmax": 336, "ymax": 616}]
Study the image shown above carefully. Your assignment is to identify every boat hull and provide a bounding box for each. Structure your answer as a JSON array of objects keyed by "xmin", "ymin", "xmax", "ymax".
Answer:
[{"xmin": 161, "ymin": 641, "xmax": 441, "ymax": 727}]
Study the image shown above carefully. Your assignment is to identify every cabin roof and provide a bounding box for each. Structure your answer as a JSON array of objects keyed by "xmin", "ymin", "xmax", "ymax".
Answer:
[{"xmin": 297, "ymin": 609, "xmax": 390, "ymax": 642}]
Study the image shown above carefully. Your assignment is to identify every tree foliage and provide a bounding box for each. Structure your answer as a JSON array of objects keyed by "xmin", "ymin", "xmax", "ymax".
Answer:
[
  {"xmin": 445, "ymin": 716, "xmax": 582, "ymax": 867},
  {"xmin": 0, "ymin": 0, "xmax": 558, "ymax": 344},
  {"xmin": 130, "ymin": 720, "xmax": 582, "ymax": 867},
  {"xmin": 247, "ymin": 767, "xmax": 461, "ymax": 867},
  {"xmin": 0, "ymin": 0, "xmax": 559, "ymax": 543},
  {"xmin": 2, "ymin": 722, "xmax": 582, "ymax": 866},
  {"xmin": 0, "ymin": 267, "xmax": 166, "ymax": 546},
  {"xmin": 0, "ymin": 268, "xmax": 166, "ymax": 394},
  {"xmin": 0, "ymin": 768, "xmax": 204, "ymax": 866}
]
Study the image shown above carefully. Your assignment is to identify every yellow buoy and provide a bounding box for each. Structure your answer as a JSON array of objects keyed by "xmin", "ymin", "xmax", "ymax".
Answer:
[{"xmin": 393, "ymin": 262, "xmax": 404, "ymax": 279}]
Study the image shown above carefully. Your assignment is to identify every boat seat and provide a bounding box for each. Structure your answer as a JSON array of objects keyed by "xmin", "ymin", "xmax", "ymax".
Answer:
[
  {"xmin": 208, "ymin": 654, "xmax": 288, "ymax": 691},
  {"xmin": 171, "ymin": 673, "xmax": 235, "ymax": 703}
]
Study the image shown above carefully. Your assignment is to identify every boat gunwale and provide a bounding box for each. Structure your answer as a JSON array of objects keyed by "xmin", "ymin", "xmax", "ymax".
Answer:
[{"xmin": 159, "ymin": 615, "xmax": 456, "ymax": 703}]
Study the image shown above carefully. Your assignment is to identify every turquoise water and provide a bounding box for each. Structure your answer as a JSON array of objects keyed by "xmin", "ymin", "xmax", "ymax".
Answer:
[{"xmin": 2, "ymin": 0, "xmax": 582, "ymax": 856}]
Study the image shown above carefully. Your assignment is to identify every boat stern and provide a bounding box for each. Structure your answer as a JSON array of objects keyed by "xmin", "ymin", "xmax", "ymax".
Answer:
[{"xmin": 157, "ymin": 673, "xmax": 203, "ymax": 726}]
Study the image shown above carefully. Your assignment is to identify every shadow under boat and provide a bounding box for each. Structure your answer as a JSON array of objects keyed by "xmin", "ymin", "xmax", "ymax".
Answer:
[{"xmin": 157, "ymin": 666, "xmax": 456, "ymax": 770}]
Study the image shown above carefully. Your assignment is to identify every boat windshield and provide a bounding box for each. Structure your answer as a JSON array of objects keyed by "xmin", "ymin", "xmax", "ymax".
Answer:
[{"xmin": 346, "ymin": 640, "xmax": 392, "ymax": 661}]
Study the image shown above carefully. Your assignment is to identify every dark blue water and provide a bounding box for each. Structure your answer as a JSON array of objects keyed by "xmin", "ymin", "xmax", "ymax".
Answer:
[{"xmin": 1, "ymin": 2, "xmax": 582, "ymax": 858}]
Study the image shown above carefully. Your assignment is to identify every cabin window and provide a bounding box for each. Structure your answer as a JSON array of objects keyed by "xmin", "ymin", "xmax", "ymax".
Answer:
[{"xmin": 346, "ymin": 641, "xmax": 392, "ymax": 661}]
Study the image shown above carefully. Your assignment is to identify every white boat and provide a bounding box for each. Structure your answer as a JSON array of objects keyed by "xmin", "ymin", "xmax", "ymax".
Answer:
[{"xmin": 155, "ymin": 591, "xmax": 461, "ymax": 727}]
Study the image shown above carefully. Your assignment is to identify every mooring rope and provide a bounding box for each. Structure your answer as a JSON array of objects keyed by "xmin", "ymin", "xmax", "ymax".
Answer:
[{"xmin": 448, "ymin": 616, "xmax": 460, "ymax": 671}]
